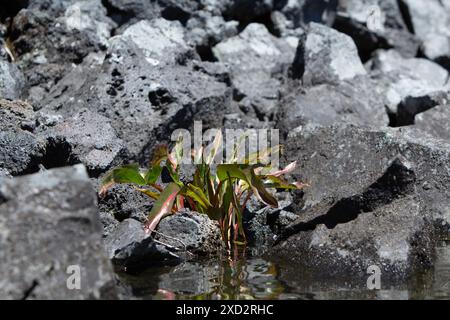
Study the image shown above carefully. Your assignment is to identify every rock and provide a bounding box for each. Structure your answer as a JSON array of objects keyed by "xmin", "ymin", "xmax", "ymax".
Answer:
[
  {"xmin": 9, "ymin": 2, "xmax": 115, "ymax": 97},
  {"xmin": 291, "ymin": 22, "xmax": 367, "ymax": 85},
  {"xmin": 271, "ymin": 124, "xmax": 450, "ymax": 278},
  {"xmin": 40, "ymin": 33, "xmax": 231, "ymax": 162},
  {"xmin": 413, "ymin": 104, "xmax": 450, "ymax": 141},
  {"xmin": 224, "ymin": 0, "xmax": 274, "ymax": 23},
  {"xmin": 277, "ymin": 75, "xmax": 389, "ymax": 132},
  {"xmin": 333, "ymin": 0, "xmax": 420, "ymax": 60},
  {"xmin": 104, "ymin": 218, "xmax": 180, "ymax": 270},
  {"xmin": 0, "ymin": 60, "xmax": 26, "ymax": 100},
  {"xmin": 369, "ymin": 50, "xmax": 450, "ymax": 126},
  {"xmin": 274, "ymin": 0, "xmax": 338, "ymax": 30},
  {"xmin": 98, "ymin": 184, "xmax": 152, "ymax": 223},
  {"xmin": 121, "ymin": 19, "xmax": 194, "ymax": 66},
  {"xmin": 0, "ymin": 100, "xmax": 44, "ymax": 176},
  {"xmin": 155, "ymin": 209, "xmax": 223, "ymax": 256},
  {"xmin": 42, "ymin": 109, "xmax": 126, "ymax": 176},
  {"xmin": 283, "ymin": 124, "xmax": 450, "ymax": 229},
  {"xmin": 213, "ymin": 23, "xmax": 296, "ymax": 119},
  {"xmin": 400, "ymin": 0, "xmax": 450, "ymax": 69},
  {"xmin": 61, "ymin": 0, "xmax": 117, "ymax": 47},
  {"xmin": 186, "ymin": 12, "xmax": 239, "ymax": 56},
  {"xmin": 0, "ymin": 165, "xmax": 117, "ymax": 299}
]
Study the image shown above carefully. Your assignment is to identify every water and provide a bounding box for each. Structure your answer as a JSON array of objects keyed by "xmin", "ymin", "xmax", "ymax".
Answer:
[{"xmin": 117, "ymin": 242, "xmax": 450, "ymax": 300}]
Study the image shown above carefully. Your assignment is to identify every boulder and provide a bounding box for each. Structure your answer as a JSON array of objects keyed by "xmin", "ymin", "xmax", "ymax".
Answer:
[
  {"xmin": 42, "ymin": 109, "xmax": 126, "ymax": 176},
  {"xmin": 0, "ymin": 165, "xmax": 117, "ymax": 299},
  {"xmin": 155, "ymin": 209, "xmax": 223, "ymax": 256},
  {"xmin": 213, "ymin": 23, "xmax": 296, "ymax": 119},
  {"xmin": 333, "ymin": 0, "xmax": 420, "ymax": 60},
  {"xmin": 291, "ymin": 22, "xmax": 366, "ymax": 85},
  {"xmin": 0, "ymin": 99, "xmax": 44, "ymax": 176},
  {"xmin": 39, "ymin": 31, "xmax": 231, "ymax": 162},
  {"xmin": 369, "ymin": 50, "xmax": 450, "ymax": 126},
  {"xmin": 0, "ymin": 60, "xmax": 26, "ymax": 100},
  {"xmin": 104, "ymin": 218, "xmax": 179, "ymax": 270},
  {"xmin": 277, "ymin": 75, "xmax": 389, "ymax": 132},
  {"xmin": 413, "ymin": 104, "xmax": 450, "ymax": 141},
  {"xmin": 271, "ymin": 124, "xmax": 450, "ymax": 278},
  {"xmin": 400, "ymin": 0, "xmax": 450, "ymax": 69}
]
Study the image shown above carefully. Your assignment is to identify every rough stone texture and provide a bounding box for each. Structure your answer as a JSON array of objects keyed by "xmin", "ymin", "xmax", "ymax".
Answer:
[
  {"xmin": 0, "ymin": 60, "xmax": 26, "ymax": 100},
  {"xmin": 0, "ymin": 165, "xmax": 117, "ymax": 299},
  {"xmin": 156, "ymin": 209, "xmax": 223, "ymax": 256},
  {"xmin": 333, "ymin": 0, "xmax": 420, "ymax": 60},
  {"xmin": 401, "ymin": 0, "xmax": 450, "ymax": 68},
  {"xmin": 42, "ymin": 109, "xmax": 126, "ymax": 176},
  {"xmin": 213, "ymin": 23, "xmax": 296, "ymax": 119},
  {"xmin": 413, "ymin": 104, "xmax": 450, "ymax": 141},
  {"xmin": 292, "ymin": 22, "xmax": 367, "ymax": 85},
  {"xmin": 271, "ymin": 125, "xmax": 450, "ymax": 278},
  {"xmin": 121, "ymin": 19, "xmax": 193, "ymax": 66},
  {"xmin": 98, "ymin": 184, "xmax": 152, "ymax": 223},
  {"xmin": 39, "ymin": 31, "xmax": 231, "ymax": 162},
  {"xmin": 104, "ymin": 218, "xmax": 179, "ymax": 269},
  {"xmin": 0, "ymin": 100, "xmax": 44, "ymax": 176},
  {"xmin": 277, "ymin": 75, "xmax": 389, "ymax": 132},
  {"xmin": 369, "ymin": 49, "xmax": 450, "ymax": 126}
]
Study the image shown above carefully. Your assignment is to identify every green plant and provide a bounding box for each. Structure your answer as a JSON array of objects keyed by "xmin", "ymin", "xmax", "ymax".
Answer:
[{"xmin": 99, "ymin": 133, "xmax": 305, "ymax": 247}]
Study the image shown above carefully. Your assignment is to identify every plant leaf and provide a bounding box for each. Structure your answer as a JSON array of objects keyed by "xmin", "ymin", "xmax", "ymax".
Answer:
[
  {"xmin": 99, "ymin": 164, "xmax": 145, "ymax": 196},
  {"xmin": 244, "ymin": 169, "xmax": 278, "ymax": 207},
  {"xmin": 144, "ymin": 183, "xmax": 180, "ymax": 234},
  {"xmin": 205, "ymin": 130, "xmax": 222, "ymax": 165},
  {"xmin": 269, "ymin": 161, "xmax": 297, "ymax": 177},
  {"xmin": 144, "ymin": 165, "xmax": 163, "ymax": 184},
  {"xmin": 151, "ymin": 144, "xmax": 169, "ymax": 166}
]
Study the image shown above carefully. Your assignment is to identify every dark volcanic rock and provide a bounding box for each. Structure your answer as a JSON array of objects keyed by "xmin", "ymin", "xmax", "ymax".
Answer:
[
  {"xmin": 0, "ymin": 99, "xmax": 44, "ymax": 176},
  {"xmin": 40, "ymin": 26, "xmax": 231, "ymax": 162},
  {"xmin": 42, "ymin": 109, "xmax": 126, "ymax": 176},
  {"xmin": 369, "ymin": 49, "xmax": 450, "ymax": 126},
  {"xmin": 413, "ymin": 105, "xmax": 450, "ymax": 141},
  {"xmin": 0, "ymin": 60, "xmax": 26, "ymax": 100},
  {"xmin": 277, "ymin": 75, "xmax": 389, "ymax": 133},
  {"xmin": 333, "ymin": 0, "xmax": 420, "ymax": 61},
  {"xmin": 291, "ymin": 22, "xmax": 366, "ymax": 85},
  {"xmin": 270, "ymin": 125, "xmax": 450, "ymax": 278},
  {"xmin": 104, "ymin": 218, "xmax": 179, "ymax": 270},
  {"xmin": 213, "ymin": 23, "xmax": 296, "ymax": 119},
  {"xmin": 0, "ymin": 165, "xmax": 117, "ymax": 299},
  {"xmin": 156, "ymin": 209, "xmax": 223, "ymax": 256},
  {"xmin": 98, "ymin": 184, "xmax": 152, "ymax": 223},
  {"xmin": 400, "ymin": 0, "xmax": 450, "ymax": 69}
]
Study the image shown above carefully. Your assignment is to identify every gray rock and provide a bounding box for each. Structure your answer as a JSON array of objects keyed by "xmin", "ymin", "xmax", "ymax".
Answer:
[
  {"xmin": 272, "ymin": 124, "xmax": 450, "ymax": 278},
  {"xmin": 213, "ymin": 23, "xmax": 297, "ymax": 118},
  {"xmin": 333, "ymin": 0, "xmax": 420, "ymax": 60},
  {"xmin": 400, "ymin": 0, "xmax": 450, "ymax": 68},
  {"xmin": 40, "ymin": 33, "xmax": 231, "ymax": 161},
  {"xmin": 0, "ymin": 165, "xmax": 117, "ymax": 299},
  {"xmin": 277, "ymin": 75, "xmax": 389, "ymax": 132},
  {"xmin": 10, "ymin": 2, "xmax": 114, "ymax": 96},
  {"xmin": 413, "ymin": 104, "xmax": 450, "ymax": 141},
  {"xmin": 98, "ymin": 184, "xmax": 152, "ymax": 223},
  {"xmin": 42, "ymin": 109, "xmax": 126, "ymax": 176},
  {"xmin": 275, "ymin": 0, "xmax": 338, "ymax": 30},
  {"xmin": 0, "ymin": 60, "xmax": 26, "ymax": 100},
  {"xmin": 121, "ymin": 18, "xmax": 194, "ymax": 66},
  {"xmin": 0, "ymin": 100, "xmax": 44, "ymax": 176},
  {"xmin": 156, "ymin": 209, "xmax": 223, "ymax": 256},
  {"xmin": 369, "ymin": 50, "xmax": 450, "ymax": 126},
  {"xmin": 104, "ymin": 218, "xmax": 180, "ymax": 269},
  {"xmin": 292, "ymin": 22, "xmax": 367, "ymax": 85}
]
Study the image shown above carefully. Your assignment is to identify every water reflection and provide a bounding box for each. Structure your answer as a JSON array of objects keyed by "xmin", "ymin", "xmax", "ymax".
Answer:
[{"xmin": 116, "ymin": 242, "xmax": 450, "ymax": 300}]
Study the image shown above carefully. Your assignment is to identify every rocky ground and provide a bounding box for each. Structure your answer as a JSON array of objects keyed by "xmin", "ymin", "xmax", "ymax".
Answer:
[{"xmin": 0, "ymin": 0, "xmax": 449, "ymax": 299}]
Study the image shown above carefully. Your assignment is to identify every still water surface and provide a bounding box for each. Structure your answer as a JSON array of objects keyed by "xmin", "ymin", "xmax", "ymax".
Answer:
[{"xmin": 117, "ymin": 242, "xmax": 450, "ymax": 300}]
